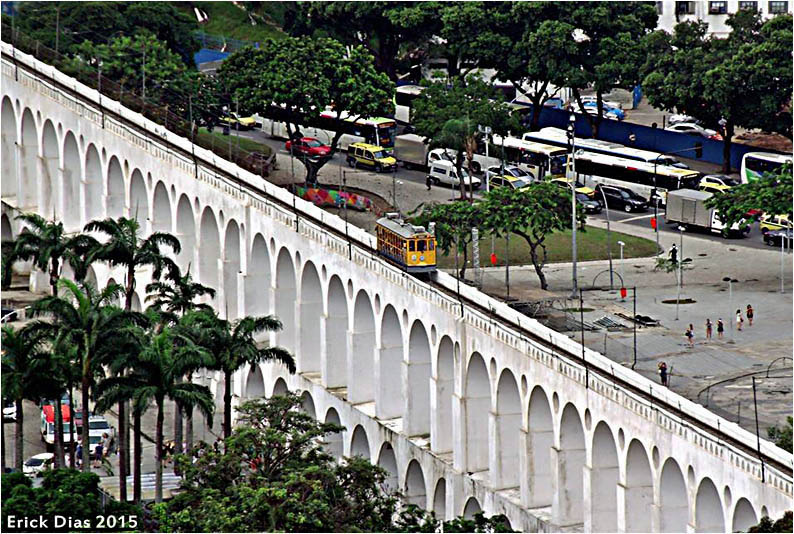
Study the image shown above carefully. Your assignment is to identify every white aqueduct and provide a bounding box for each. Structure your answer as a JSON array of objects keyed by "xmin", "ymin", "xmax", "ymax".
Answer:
[{"xmin": 1, "ymin": 41, "xmax": 792, "ymax": 532}]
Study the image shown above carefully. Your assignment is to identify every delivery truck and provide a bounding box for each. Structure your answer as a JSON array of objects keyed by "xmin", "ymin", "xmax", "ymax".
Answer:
[{"xmin": 665, "ymin": 189, "xmax": 749, "ymax": 238}]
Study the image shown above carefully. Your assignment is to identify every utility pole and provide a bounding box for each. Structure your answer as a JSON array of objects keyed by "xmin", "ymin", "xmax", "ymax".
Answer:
[
  {"xmin": 141, "ymin": 42, "xmax": 146, "ymax": 99},
  {"xmin": 567, "ymin": 114, "xmax": 578, "ymax": 297}
]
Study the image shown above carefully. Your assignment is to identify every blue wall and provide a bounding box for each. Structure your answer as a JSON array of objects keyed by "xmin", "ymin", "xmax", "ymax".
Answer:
[{"xmin": 533, "ymin": 107, "xmax": 782, "ymax": 170}]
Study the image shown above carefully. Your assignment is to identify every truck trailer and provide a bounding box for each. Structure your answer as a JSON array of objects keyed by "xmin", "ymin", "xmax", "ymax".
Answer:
[{"xmin": 665, "ymin": 189, "xmax": 749, "ymax": 238}]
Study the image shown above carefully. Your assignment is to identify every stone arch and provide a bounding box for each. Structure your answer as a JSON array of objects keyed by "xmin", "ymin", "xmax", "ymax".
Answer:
[
  {"xmin": 129, "ymin": 169, "xmax": 148, "ymax": 230},
  {"xmin": 324, "ymin": 275, "xmax": 348, "ymax": 388},
  {"xmin": 274, "ymin": 248, "xmax": 296, "ymax": 353},
  {"xmin": 84, "ymin": 266, "xmax": 98, "ymax": 292},
  {"xmin": 199, "ymin": 207, "xmax": 220, "ymax": 299},
  {"xmin": 1, "ymin": 96, "xmax": 18, "ymax": 200},
  {"xmin": 464, "ymin": 352, "xmax": 490, "ymax": 475},
  {"xmin": 556, "ymin": 403, "xmax": 585, "ymax": 527},
  {"xmin": 349, "ymin": 290, "xmax": 375, "ymax": 403},
  {"xmin": 245, "ymin": 233, "xmax": 270, "ymax": 317},
  {"xmin": 271, "ymin": 377, "xmax": 289, "ymax": 397},
  {"xmin": 323, "ymin": 408, "xmax": 343, "ymax": 460},
  {"xmin": 590, "ymin": 422, "xmax": 619, "ymax": 533},
  {"xmin": 406, "ymin": 320, "xmax": 431, "ymax": 436},
  {"xmin": 245, "ymin": 365, "xmax": 265, "ymax": 398},
  {"xmin": 61, "ymin": 132, "xmax": 81, "ymax": 230},
  {"xmin": 41, "ymin": 120, "xmax": 58, "ymax": 218},
  {"xmin": 526, "ymin": 386, "xmax": 554, "ymax": 507},
  {"xmin": 350, "ymin": 425, "xmax": 370, "ymax": 460},
  {"xmin": 300, "ymin": 391, "xmax": 316, "ymax": 419},
  {"xmin": 625, "ymin": 439, "xmax": 653, "ymax": 532},
  {"xmin": 223, "ymin": 220, "xmax": 241, "ymax": 320},
  {"xmin": 433, "ymin": 336, "xmax": 454, "ymax": 453},
  {"xmin": 1, "ymin": 214, "xmax": 13, "ymax": 242},
  {"xmin": 106, "ymin": 277, "xmax": 123, "ymax": 307},
  {"xmin": 659, "ymin": 458, "xmax": 689, "ymax": 533},
  {"xmin": 298, "ymin": 261, "xmax": 322, "ymax": 373},
  {"xmin": 404, "ymin": 460, "xmax": 427, "ymax": 509},
  {"xmin": 131, "ymin": 292, "xmax": 142, "ymax": 312},
  {"xmin": 494, "ymin": 369, "xmax": 521, "ymax": 489},
  {"xmin": 106, "ymin": 156, "xmax": 125, "ymax": 218},
  {"xmin": 377, "ymin": 443, "xmax": 399, "ymax": 493},
  {"xmin": 463, "ymin": 497, "xmax": 481, "ymax": 519},
  {"xmin": 378, "ymin": 305, "xmax": 403, "ymax": 420},
  {"xmin": 732, "ymin": 497, "xmax": 757, "ymax": 532},
  {"xmin": 18, "ymin": 108, "xmax": 38, "ymax": 209},
  {"xmin": 695, "ymin": 477, "xmax": 724, "ymax": 533},
  {"xmin": 152, "ymin": 182, "xmax": 171, "ymax": 234},
  {"xmin": 175, "ymin": 195, "xmax": 196, "ymax": 274},
  {"xmin": 432, "ymin": 478, "xmax": 447, "ymax": 519},
  {"xmin": 84, "ymin": 144, "xmax": 103, "ymax": 222}
]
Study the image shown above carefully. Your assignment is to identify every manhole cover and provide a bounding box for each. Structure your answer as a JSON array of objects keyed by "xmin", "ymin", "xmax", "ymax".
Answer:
[{"xmin": 661, "ymin": 298, "xmax": 697, "ymax": 304}]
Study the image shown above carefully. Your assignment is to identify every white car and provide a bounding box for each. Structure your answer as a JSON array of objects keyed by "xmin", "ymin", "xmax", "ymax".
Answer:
[
  {"xmin": 23, "ymin": 453, "xmax": 54, "ymax": 477},
  {"xmin": 3, "ymin": 402, "xmax": 16, "ymax": 422},
  {"xmin": 665, "ymin": 122, "xmax": 722, "ymax": 140},
  {"xmin": 668, "ymin": 114, "xmax": 697, "ymax": 125},
  {"xmin": 427, "ymin": 160, "xmax": 482, "ymax": 189},
  {"xmin": 485, "ymin": 165, "xmax": 533, "ymax": 181},
  {"xmin": 579, "ymin": 95, "xmax": 623, "ymax": 110},
  {"xmin": 87, "ymin": 415, "xmax": 115, "ymax": 441},
  {"xmin": 570, "ymin": 102, "xmax": 623, "ymax": 120}
]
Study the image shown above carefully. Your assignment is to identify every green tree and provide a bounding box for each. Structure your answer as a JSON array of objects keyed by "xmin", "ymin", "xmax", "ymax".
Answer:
[
  {"xmin": 411, "ymin": 79, "xmax": 518, "ymax": 200},
  {"xmin": 749, "ymin": 511, "xmax": 793, "ymax": 533},
  {"xmin": 96, "ymin": 326, "xmax": 214, "ymax": 503},
  {"xmin": 480, "ymin": 183, "xmax": 582, "ymax": 290},
  {"xmin": 1, "ymin": 324, "xmax": 53, "ymax": 470},
  {"xmin": 9, "ymin": 213, "xmax": 98, "ymax": 297},
  {"xmin": 643, "ymin": 13, "xmax": 793, "ymax": 172},
  {"xmin": 706, "ymin": 164, "xmax": 793, "ymax": 228},
  {"xmin": 184, "ymin": 311, "xmax": 295, "ymax": 440},
  {"xmin": 218, "ymin": 37, "xmax": 393, "ymax": 183},
  {"xmin": 412, "ymin": 201, "xmax": 482, "ymax": 279},
  {"xmin": 767, "ymin": 416, "xmax": 793, "ymax": 453}
]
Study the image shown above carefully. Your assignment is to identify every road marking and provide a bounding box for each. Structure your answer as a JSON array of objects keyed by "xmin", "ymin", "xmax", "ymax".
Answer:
[{"xmin": 620, "ymin": 213, "xmax": 656, "ymax": 223}]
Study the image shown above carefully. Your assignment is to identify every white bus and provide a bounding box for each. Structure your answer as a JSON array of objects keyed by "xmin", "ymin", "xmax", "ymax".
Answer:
[
  {"xmin": 569, "ymin": 151, "xmax": 701, "ymax": 206},
  {"xmin": 740, "ymin": 152, "xmax": 792, "ymax": 183},
  {"xmin": 394, "ymin": 85, "xmax": 425, "ymax": 126},
  {"xmin": 492, "ymin": 135, "xmax": 569, "ymax": 179},
  {"xmin": 522, "ymin": 127, "xmax": 688, "ymax": 168},
  {"xmin": 260, "ymin": 109, "xmax": 397, "ymax": 151}
]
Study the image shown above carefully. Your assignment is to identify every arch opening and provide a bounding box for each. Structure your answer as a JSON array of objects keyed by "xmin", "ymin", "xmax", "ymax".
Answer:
[
  {"xmin": 432, "ymin": 478, "xmax": 447, "ymax": 520},
  {"xmin": 406, "ymin": 321, "xmax": 431, "ymax": 436},
  {"xmin": 625, "ymin": 439, "xmax": 653, "ymax": 532},
  {"xmin": 350, "ymin": 425, "xmax": 370, "ymax": 460},
  {"xmin": 274, "ymin": 248, "xmax": 296, "ymax": 353},
  {"xmin": 106, "ymin": 156, "xmax": 125, "ymax": 219},
  {"xmin": 732, "ymin": 497, "xmax": 757, "ymax": 533},
  {"xmin": 695, "ymin": 478, "xmax": 724, "ymax": 533},
  {"xmin": 324, "ymin": 276, "xmax": 348, "ymax": 388},
  {"xmin": 41, "ymin": 121, "xmax": 58, "ymax": 218},
  {"xmin": 300, "ymin": 391, "xmax": 316, "ymax": 420},
  {"xmin": 590, "ymin": 422, "xmax": 618, "ymax": 533},
  {"xmin": 527, "ymin": 386, "xmax": 554, "ymax": 507},
  {"xmin": 404, "ymin": 460, "xmax": 427, "ymax": 509},
  {"xmin": 555, "ymin": 403, "xmax": 585, "ymax": 527},
  {"xmin": 377, "ymin": 443, "xmax": 399, "ymax": 493},
  {"xmin": 198, "ymin": 207, "xmax": 220, "ymax": 302},
  {"xmin": 245, "ymin": 234, "xmax": 271, "ymax": 317},
  {"xmin": 349, "ymin": 291, "xmax": 375, "ymax": 403},
  {"xmin": 378, "ymin": 305, "xmax": 404, "ymax": 420},
  {"xmin": 463, "ymin": 497, "xmax": 481, "ymax": 520},
  {"xmin": 464, "ymin": 353, "xmax": 490, "ymax": 475},
  {"xmin": 175, "ymin": 195, "xmax": 196, "ymax": 274},
  {"xmin": 223, "ymin": 221, "xmax": 241, "ymax": 320},
  {"xmin": 494, "ymin": 369, "xmax": 521, "ymax": 489},
  {"xmin": 84, "ymin": 144, "xmax": 103, "ymax": 222},
  {"xmin": 129, "ymin": 169, "xmax": 148, "ymax": 231},
  {"xmin": 19, "ymin": 109, "xmax": 38, "ymax": 209},
  {"xmin": 271, "ymin": 377, "xmax": 289, "ymax": 397},
  {"xmin": 323, "ymin": 408, "xmax": 343, "ymax": 460},
  {"xmin": 433, "ymin": 336, "xmax": 454, "ymax": 453},
  {"xmin": 61, "ymin": 133, "xmax": 81, "ymax": 230},
  {"xmin": 659, "ymin": 458, "xmax": 689, "ymax": 533},
  {"xmin": 298, "ymin": 262, "xmax": 322, "ymax": 373},
  {"xmin": 245, "ymin": 365, "xmax": 265, "ymax": 398},
  {"xmin": 1, "ymin": 97, "xmax": 18, "ymax": 200}
]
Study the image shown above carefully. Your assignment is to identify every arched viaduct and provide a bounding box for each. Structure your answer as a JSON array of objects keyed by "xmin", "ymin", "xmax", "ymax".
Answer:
[{"xmin": 2, "ymin": 42, "xmax": 791, "ymax": 532}]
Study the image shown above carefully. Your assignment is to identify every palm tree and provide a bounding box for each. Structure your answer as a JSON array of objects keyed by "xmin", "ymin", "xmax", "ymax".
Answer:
[
  {"xmin": 96, "ymin": 326, "xmax": 214, "ymax": 502},
  {"xmin": 1, "ymin": 324, "xmax": 56, "ymax": 470},
  {"xmin": 10, "ymin": 213, "xmax": 98, "ymax": 296},
  {"xmin": 145, "ymin": 265, "xmax": 215, "ymax": 453},
  {"xmin": 84, "ymin": 216, "xmax": 179, "ymax": 497},
  {"xmin": 185, "ymin": 310, "xmax": 295, "ymax": 440},
  {"xmin": 29, "ymin": 279, "xmax": 146, "ymax": 472}
]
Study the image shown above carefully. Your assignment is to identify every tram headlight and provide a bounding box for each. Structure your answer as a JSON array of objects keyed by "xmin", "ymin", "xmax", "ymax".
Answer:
[{"xmin": 411, "ymin": 255, "xmax": 417, "ymax": 262}]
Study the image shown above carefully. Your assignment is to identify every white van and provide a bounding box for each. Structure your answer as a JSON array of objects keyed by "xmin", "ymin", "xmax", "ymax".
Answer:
[{"xmin": 427, "ymin": 160, "xmax": 482, "ymax": 189}]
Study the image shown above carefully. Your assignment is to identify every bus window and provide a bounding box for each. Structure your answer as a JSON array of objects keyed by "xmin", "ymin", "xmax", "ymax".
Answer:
[
  {"xmin": 409, "ymin": 241, "xmax": 415, "ymax": 251},
  {"xmin": 550, "ymin": 155, "xmax": 567, "ymax": 176},
  {"xmin": 417, "ymin": 240, "xmax": 427, "ymax": 252}
]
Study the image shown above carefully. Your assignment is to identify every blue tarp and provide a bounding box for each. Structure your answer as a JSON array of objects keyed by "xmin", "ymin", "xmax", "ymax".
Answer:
[{"xmin": 193, "ymin": 48, "xmax": 230, "ymax": 66}]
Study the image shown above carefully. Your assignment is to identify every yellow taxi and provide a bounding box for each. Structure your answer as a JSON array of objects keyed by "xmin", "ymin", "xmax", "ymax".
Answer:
[
  {"xmin": 346, "ymin": 142, "xmax": 397, "ymax": 173},
  {"xmin": 760, "ymin": 214, "xmax": 791, "ymax": 233},
  {"xmin": 489, "ymin": 174, "xmax": 531, "ymax": 190},
  {"xmin": 550, "ymin": 177, "xmax": 596, "ymax": 198},
  {"xmin": 219, "ymin": 112, "xmax": 257, "ymax": 130}
]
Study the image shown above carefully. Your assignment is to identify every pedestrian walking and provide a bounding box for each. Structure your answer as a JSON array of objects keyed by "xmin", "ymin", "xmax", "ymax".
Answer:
[
  {"xmin": 685, "ymin": 324, "xmax": 694, "ymax": 347},
  {"xmin": 426, "ymin": 175, "xmax": 432, "ymax": 191},
  {"xmin": 717, "ymin": 318, "xmax": 724, "ymax": 339},
  {"xmin": 746, "ymin": 304, "xmax": 754, "ymax": 326},
  {"xmin": 76, "ymin": 441, "xmax": 83, "ymax": 469},
  {"xmin": 101, "ymin": 432, "xmax": 111, "ymax": 459},
  {"xmin": 658, "ymin": 362, "xmax": 669, "ymax": 387},
  {"xmin": 669, "ymin": 243, "xmax": 678, "ymax": 265},
  {"xmin": 705, "ymin": 318, "xmax": 712, "ymax": 340},
  {"xmin": 93, "ymin": 441, "xmax": 104, "ymax": 468},
  {"xmin": 736, "ymin": 309, "xmax": 744, "ymax": 331}
]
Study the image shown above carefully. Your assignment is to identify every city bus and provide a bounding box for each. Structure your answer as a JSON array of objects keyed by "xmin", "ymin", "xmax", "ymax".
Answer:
[
  {"xmin": 522, "ymin": 127, "xmax": 687, "ymax": 168},
  {"xmin": 740, "ymin": 152, "xmax": 792, "ymax": 183},
  {"xmin": 492, "ymin": 135, "xmax": 569, "ymax": 179},
  {"xmin": 394, "ymin": 85, "xmax": 425, "ymax": 126},
  {"xmin": 260, "ymin": 109, "xmax": 398, "ymax": 151},
  {"xmin": 569, "ymin": 151, "xmax": 701, "ymax": 206}
]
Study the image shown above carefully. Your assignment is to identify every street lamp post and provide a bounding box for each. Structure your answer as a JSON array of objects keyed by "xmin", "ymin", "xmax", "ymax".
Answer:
[
  {"xmin": 675, "ymin": 225, "xmax": 685, "ymax": 320},
  {"xmin": 567, "ymin": 114, "xmax": 578, "ymax": 297},
  {"xmin": 617, "ymin": 240, "xmax": 626, "ymax": 299},
  {"xmin": 597, "ymin": 184, "xmax": 615, "ymax": 289}
]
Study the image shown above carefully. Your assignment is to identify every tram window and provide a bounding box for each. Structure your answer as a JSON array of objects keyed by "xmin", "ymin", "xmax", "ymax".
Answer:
[
  {"xmin": 409, "ymin": 241, "xmax": 415, "ymax": 251},
  {"xmin": 417, "ymin": 240, "xmax": 427, "ymax": 252},
  {"xmin": 429, "ymin": 240, "xmax": 434, "ymax": 250}
]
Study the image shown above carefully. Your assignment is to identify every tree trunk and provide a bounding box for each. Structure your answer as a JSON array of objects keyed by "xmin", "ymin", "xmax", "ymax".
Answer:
[
  {"xmin": 155, "ymin": 398, "xmax": 164, "ymax": 503},
  {"xmin": 120, "ymin": 263, "xmax": 134, "ymax": 493},
  {"xmin": 68, "ymin": 386, "xmax": 75, "ymax": 469},
  {"xmin": 54, "ymin": 396, "xmax": 65, "ymax": 468},
  {"xmin": 14, "ymin": 398, "xmax": 23, "ymax": 471},
  {"xmin": 1, "ymin": 410, "xmax": 6, "ymax": 474},
  {"xmin": 529, "ymin": 81, "xmax": 550, "ymax": 131},
  {"xmin": 173, "ymin": 398, "xmax": 183, "ymax": 456},
  {"xmin": 224, "ymin": 370, "xmax": 232, "ymax": 440},
  {"xmin": 118, "ymin": 398, "xmax": 127, "ymax": 500},
  {"xmin": 571, "ymin": 88, "xmax": 597, "ymax": 139},
  {"xmin": 81, "ymin": 373, "xmax": 91, "ymax": 472},
  {"xmin": 722, "ymin": 122, "xmax": 734, "ymax": 174},
  {"xmin": 50, "ymin": 257, "xmax": 60, "ymax": 296},
  {"xmin": 459, "ymin": 243, "xmax": 469, "ymax": 279},
  {"xmin": 527, "ymin": 241, "xmax": 549, "ymax": 290},
  {"xmin": 455, "ymin": 153, "xmax": 467, "ymax": 202},
  {"xmin": 134, "ymin": 409, "xmax": 142, "ymax": 504},
  {"xmin": 185, "ymin": 373, "xmax": 194, "ymax": 452}
]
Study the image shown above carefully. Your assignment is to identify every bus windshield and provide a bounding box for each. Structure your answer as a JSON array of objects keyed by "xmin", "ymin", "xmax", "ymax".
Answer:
[{"xmin": 550, "ymin": 154, "xmax": 567, "ymax": 176}]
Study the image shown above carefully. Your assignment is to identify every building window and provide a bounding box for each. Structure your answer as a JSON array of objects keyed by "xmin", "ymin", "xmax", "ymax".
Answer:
[
  {"xmin": 676, "ymin": 1, "xmax": 695, "ymax": 14},
  {"xmin": 709, "ymin": 1, "xmax": 728, "ymax": 13},
  {"xmin": 739, "ymin": 1, "xmax": 758, "ymax": 10},
  {"xmin": 656, "ymin": 1, "xmax": 664, "ymax": 14},
  {"xmin": 769, "ymin": 1, "xmax": 788, "ymax": 13}
]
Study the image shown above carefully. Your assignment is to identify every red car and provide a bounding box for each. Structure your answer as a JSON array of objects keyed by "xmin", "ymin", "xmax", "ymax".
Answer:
[{"xmin": 285, "ymin": 137, "xmax": 331, "ymax": 157}]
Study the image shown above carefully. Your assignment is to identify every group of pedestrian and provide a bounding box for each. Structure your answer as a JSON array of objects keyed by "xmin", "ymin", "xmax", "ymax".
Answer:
[{"xmin": 686, "ymin": 304, "xmax": 754, "ymax": 347}]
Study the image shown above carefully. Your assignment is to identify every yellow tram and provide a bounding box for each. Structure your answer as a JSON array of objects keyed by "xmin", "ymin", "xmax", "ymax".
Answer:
[{"xmin": 375, "ymin": 213, "xmax": 437, "ymax": 273}]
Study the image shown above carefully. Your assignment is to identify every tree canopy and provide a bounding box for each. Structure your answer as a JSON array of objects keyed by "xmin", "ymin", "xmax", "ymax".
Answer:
[{"xmin": 705, "ymin": 163, "xmax": 793, "ymax": 227}]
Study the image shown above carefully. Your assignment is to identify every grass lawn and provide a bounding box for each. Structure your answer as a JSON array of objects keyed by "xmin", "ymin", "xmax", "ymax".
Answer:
[
  {"xmin": 196, "ymin": 128, "xmax": 273, "ymax": 157},
  {"xmin": 185, "ymin": 2, "xmax": 287, "ymax": 43},
  {"xmin": 437, "ymin": 226, "xmax": 657, "ymax": 269}
]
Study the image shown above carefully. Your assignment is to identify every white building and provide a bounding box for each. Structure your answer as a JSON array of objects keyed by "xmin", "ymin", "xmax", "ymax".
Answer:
[{"xmin": 656, "ymin": 0, "xmax": 791, "ymax": 36}]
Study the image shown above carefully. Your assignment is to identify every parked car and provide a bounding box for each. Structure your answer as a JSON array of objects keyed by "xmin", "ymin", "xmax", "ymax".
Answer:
[
  {"xmin": 760, "ymin": 214, "xmax": 791, "ymax": 234},
  {"xmin": 571, "ymin": 102, "xmax": 625, "ymax": 120},
  {"xmin": 700, "ymin": 174, "xmax": 740, "ymax": 188},
  {"xmin": 595, "ymin": 184, "xmax": 648, "ymax": 212},
  {"xmin": 1, "ymin": 307, "xmax": 18, "ymax": 323},
  {"xmin": 550, "ymin": 178, "xmax": 596, "ymax": 198},
  {"xmin": 579, "ymin": 95, "xmax": 623, "ymax": 110},
  {"xmin": 485, "ymin": 165, "xmax": 532, "ymax": 181},
  {"xmin": 576, "ymin": 192, "xmax": 602, "ymax": 213},
  {"xmin": 3, "ymin": 402, "xmax": 17, "ymax": 422},
  {"xmin": 218, "ymin": 112, "xmax": 256, "ymax": 130},
  {"xmin": 23, "ymin": 453, "xmax": 54, "ymax": 477},
  {"xmin": 763, "ymin": 228, "xmax": 793, "ymax": 248},
  {"xmin": 285, "ymin": 137, "xmax": 332, "ymax": 158},
  {"xmin": 426, "ymin": 160, "xmax": 481, "ymax": 189},
  {"xmin": 489, "ymin": 174, "xmax": 531, "ymax": 191},
  {"xmin": 346, "ymin": 142, "xmax": 397, "ymax": 172},
  {"xmin": 665, "ymin": 122, "xmax": 722, "ymax": 140},
  {"xmin": 668, "ymin": 114, "xmax": 698, "ymax": 125}
]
